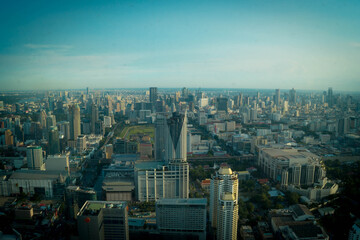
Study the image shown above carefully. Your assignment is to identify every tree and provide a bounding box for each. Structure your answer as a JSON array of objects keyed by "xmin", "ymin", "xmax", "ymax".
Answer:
[{"xmin": 285, "ymin": 191, "xmax": 300, "ymax": 205}]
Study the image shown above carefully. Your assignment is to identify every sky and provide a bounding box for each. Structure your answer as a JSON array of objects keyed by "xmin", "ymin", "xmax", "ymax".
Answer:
[{"xmin": 0, "ymin": 0, "xmax": 360, "ymax": 91}]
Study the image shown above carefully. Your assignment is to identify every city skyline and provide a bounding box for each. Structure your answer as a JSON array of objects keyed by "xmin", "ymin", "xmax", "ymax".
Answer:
[{"xmin": 1, "ymin": 0, "xmax": 360, "ymax": 91}]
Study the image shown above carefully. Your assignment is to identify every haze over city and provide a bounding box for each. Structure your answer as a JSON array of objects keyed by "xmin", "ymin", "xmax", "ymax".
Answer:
[{"xmin": 1, "ymin": 0, "xmax": 360, "ymax": 91}]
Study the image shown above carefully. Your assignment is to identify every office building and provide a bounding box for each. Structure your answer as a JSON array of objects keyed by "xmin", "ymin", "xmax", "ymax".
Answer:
[
  {"xmin": 91, "ymin": 103, "xmax": 99, "ymax": 134},
  {"xmin": 156, "ymin": 198, "xmax": 207, "ymax": 240},
  {"xmin": 46, "ymin": 114, "xmax": 56, "ymax": 130},
  {"xmin": 77, "ymin": 135, "xmax": 86, "ymax": 153},
  {"xmin": 45, "ymin": 153, "xmax": 70, "ymax": 174},
  {"xmin": 275, "ymin": 89, "xmax": 281, "ymax": 106},
  {"xmin": 69, "ymin": 104, "xmax": 81, "ymax": 140},
  {"xmin": 289, "ymin": 88, "xmax": 296, "ymax": 105},
  {"xmin": 48, "ymin": 126, "xmax": 60, "ymax": 155},
  {"xmin": 135, "ymin": 160, "xmax": 189, "ymax": 201},
  {"xmin": 77, "ymin": 201, "xmax": 129, "ymax": 240},
  {"xmin": 216, "ymin": 97, "xmax": 228, "ymax": 113},
  {"xmin": 7, "ymin": 170, "xmax": 67, "ymax": 198},
  {"xmin": 210, "ymin": 166, "xmax": 238, "ymax": 234},
  {"xmin": 40, "ymin": 110, "xmax": 47, "ymax": 129},
  {"xmin": 155, "ymin": 112, "xmax": 187, "ymax": 163},
  {"xmin": 150, "ymin": 87, "xmax": 158, "ymax": 105},
  {"xmin": 257, "ymin": 145, "xmax": 324, "ymax": 186},
  {"xmin": 328, "ymin": 87, "xmax": 333, "ymax": 107},
  {"xmin": 27, "ymin": 146, "xmax": 45, "ymax": 170}
]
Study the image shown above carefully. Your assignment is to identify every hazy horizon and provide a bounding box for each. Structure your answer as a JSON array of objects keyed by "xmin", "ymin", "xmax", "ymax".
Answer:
[{"xmin": 1, "ymin": 0, "xmax": 360, "ymax": 91}]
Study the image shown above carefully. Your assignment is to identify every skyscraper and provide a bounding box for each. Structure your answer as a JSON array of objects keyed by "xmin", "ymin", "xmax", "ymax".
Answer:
[
  {"xmin": 27, "ymin": 146, "xmax": 45, "ymax": 170},
  {"xmin": 328, "ymin": 87, "xmax": 333, "ymax": 107},
  {"xmin": 149, "ymin": 87, "xmax": 158, "ymax": 104},
  {"xmin": 155, "ymin": 112, "xmax": 187, "ymax": 163},
  {"xmin": 48, "ymin": 126, "xmax": 60, "ymax": 155},
  {"xmin": 69, "ymin": 104, "xmax": 81, "ymax": 140},
  {"xmin": 137, "ymin": 111, "xmax": 189, "ymax": 202},
  {"xmin": 39, "ymin": 110, "xmax": 47, "ymax": 129},
  {"xmin": 91, "ymin": 103, "xmax": 98, "ymax": 134},
  {"xmin": 210, "ymin": 166, "xmax": 238, "ymax": 233},
  {"xmin": 289, "ymin": 88, "xmax": 296, "ymax": 105},
  {"xmin": 216, "ymin": 97, "xmax": 228, "ymax": 113},
  {"xmin": 275, "ymin": 89, "xmax": 281, "ymax": 106},
  {"xmin": 217, "ymin": 193, "xmax": 238, "ymax": 240}
]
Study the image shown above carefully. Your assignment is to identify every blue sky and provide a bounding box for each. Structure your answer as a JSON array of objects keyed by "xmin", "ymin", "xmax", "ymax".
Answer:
[{"xmin": 1, "ymin": 0, "xmax": 360, "ymax": 91}]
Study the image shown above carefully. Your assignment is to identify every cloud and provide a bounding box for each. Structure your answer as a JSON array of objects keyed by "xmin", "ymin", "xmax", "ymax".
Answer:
[
  {"xmin": 24, "ymin": 43, "xmax": 73, "ymax": 50},
  {"xmin": 350, "ymin": 42, "xmax": 360, "ymax": 48}
]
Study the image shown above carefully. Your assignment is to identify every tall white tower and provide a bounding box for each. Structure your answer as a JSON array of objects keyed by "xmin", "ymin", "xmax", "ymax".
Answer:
[
  {"xmin": 210, "ymin": 166, "xmax": 238, "ymax": 238},
  {"xmin": 217, "ymin": 193, "xmax": 238, "ymax": 240}
]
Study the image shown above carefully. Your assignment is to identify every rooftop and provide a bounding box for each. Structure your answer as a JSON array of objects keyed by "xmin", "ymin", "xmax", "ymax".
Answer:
[
  {"xmin": 79, "ymin": 200, "xmax": 127, "ymax": 216},
  {"xmin": 156, "ymin": 198, "xmax": 207, "ymax": 205},
  {"xmin": 9, "ymin": 170, "xmax": 67, "ymax": 180},
  {"xmin": 219, "ymin": 166, "xmax": 233, "ymax": 175}
]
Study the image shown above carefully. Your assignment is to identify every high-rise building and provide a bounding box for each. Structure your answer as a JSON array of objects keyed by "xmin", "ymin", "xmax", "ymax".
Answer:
[
  {"xmin": 40, "ymin": 110, "xmax": 47, "ymax": 129},
  {"xmin": 150, "ymin": 87, "xmax": 158, "ymax": 104},
  {"xmin": 58, "ymin": 121, "xmax": 70, "ymax": 141},
  {"xmin": 155, "ymin": 112, "xmax": 187, "ymax": 163},
  {"xmin": 327, "ymin": 87, "xmax": 333, "ymax": 107},
  {"xmin": 4, "ymin": 129, "xmax": 14, "ymax": 146},
  {"xmin": 91, "ymin": 103, "xmax": 98, "ymax": 134},
  {"xmin": 217, "ymin": 193, "xmax": 239, "ymax": 240},
  {"xmin": 289, "ymin": 88, "xmax": 296, "ymax": 105},
  {"xmin": 77, "ymin": 135, "xmax": 86, "ymax": 153},
  {"xmin": 27, "ymin": 146, "xmax": 45, "ymax": 170},
  {"xmin": 156, "ymin": 198, "xmax": 207, "ymax": 240},
  {"xmin": 275, "ymin": 89, "xmax": 281, "ymax": 106},
  {"xmin": 69, "ymin": 104, "xmax": 81, "ymax": 140},
  {"xmin": 46, "ymin": 115, "xmax": 56, "ymax": 130},
  {"xmin": 135, "ymin": 159, "xmax": 189, "ymax": 201},
  {"xmin": 210, "ymin": 166, "xmax": 238, "ymax": 234},
  {"xmin": 77, "ymin": 201, "xmax": 129, "ymax": 240},
  {"xmin": 48, "ymin": 126, "xmax": 60, "ymax": 155},
  {"xmin": 216, "ymin": 97, "xmax": 228, "ymax": 113}
]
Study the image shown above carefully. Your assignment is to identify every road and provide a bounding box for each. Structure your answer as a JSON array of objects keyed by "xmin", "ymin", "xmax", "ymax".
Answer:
[{"xmin": 100, "ymin": 123, "xmax": 119, "ymax": 150}]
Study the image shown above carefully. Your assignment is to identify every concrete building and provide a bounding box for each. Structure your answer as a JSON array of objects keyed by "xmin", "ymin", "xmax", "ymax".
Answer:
[
  {"xmin": 7, "ymin": 170, "xmax": 67, "ymax": 198},
  {"xmin": 135, "ymin": 160, "xmax": 189, "ymax": 202},
  {"xmin": 91, "ymin": 103, "xmax": 99, "ymax": 134},
  {"xmin": 149, "ymin": 87, "xmax": 158, "ymax": 105},
  {"xmin": 217, "ymin": 193, "xmax": 238, "ymax": 240},
  {"xmin": 77, "ymin": 135, "xmax": 86, "ymax": 153},
  {"xmin": 65, "ymin": 186, "xmax": 97, "ymax": 219},
  {"xmin": 210, "ymin": 166, "xmax": 238, "ymax": 233},
  {"xmin": 69, "ymin": 104, "xmax": 81, "ymax": 140},
  {"xmin": 45, "ymin": 153, "xmax": 70, "ymax": 174},
  {"xmin": 155, "ymin": 112, "xmax": 187, "ymax": 163},
  {"xmin": 258, "ymin": 145, "xmax": 325, "ymax": 187},
  {"xmin": 27, "ymin": 146, "xmax": 45, "ymax": 170},
  {"xmin": 48, "ymin": 126, "xmax": 60, "ymax": 155},
  {"xmin": 275, "ymin": 89, "xmax": 281, "ymax": 106},
  {"xmin": 156, "ymin": 198, "xmax": 207, "ymax": 240},
  {"xmin": 77, "ymin": 201, "xmax": 129, "ymax": 240}
]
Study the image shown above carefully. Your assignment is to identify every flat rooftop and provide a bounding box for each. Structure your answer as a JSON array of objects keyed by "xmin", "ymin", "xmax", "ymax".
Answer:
[
  {"xmin": 156, "ymin": 198, "xmax": 207, "ymax": 205},
  {"xmin": 261, "ymin": 147, "xmax": 318, "ymax": 160},
  {"xmin": 78, "ymin": 200, "xmax": 127, "ymax": 216},
  {"xmin": 135, "ymin": 160, "xmax": 164, "ymax": 170}
]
